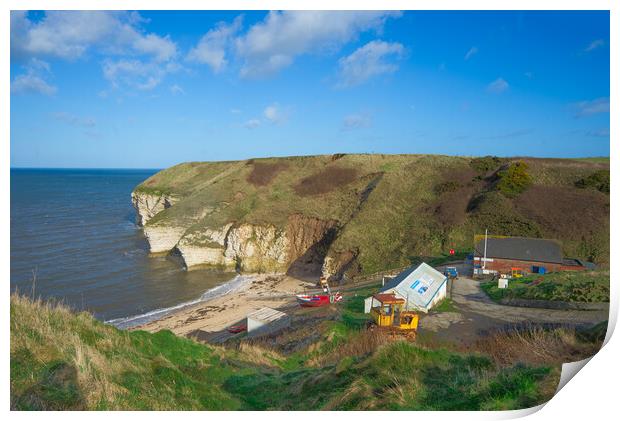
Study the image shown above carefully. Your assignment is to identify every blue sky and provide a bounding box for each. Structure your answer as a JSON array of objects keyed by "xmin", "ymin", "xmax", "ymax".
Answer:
[{"xmin": 10, "ymin": 10, "xmax": 610, "ymax": 168}]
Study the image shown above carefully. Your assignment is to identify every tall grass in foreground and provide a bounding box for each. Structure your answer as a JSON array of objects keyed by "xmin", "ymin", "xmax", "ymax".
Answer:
[
  {"xmin": 10, "ymin": 293, "xmax": 239, "ymax": 410},
  {"xmin": 12, "ymin": 292, "xmax": 603, "ymax": 410}
]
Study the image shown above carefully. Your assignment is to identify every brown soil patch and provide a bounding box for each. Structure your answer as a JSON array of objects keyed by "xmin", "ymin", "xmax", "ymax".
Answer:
[
  {"xmin": 432, "ymin": 168, "xmax": 480, "ymax": 226},
  {"xmin": 515, "ymin": 185, "xmax": 609, "ymax": 241},
  {"xmin": 294, "ymin": 167, "xmax": 359, "ymax": 196},
  {"xmin": 434, "ymin": 187, "xmax": 476, "ymax": 226},
  {"xmin": 246, "ymin": 162, "xmax": 288, "ymax": 187}
]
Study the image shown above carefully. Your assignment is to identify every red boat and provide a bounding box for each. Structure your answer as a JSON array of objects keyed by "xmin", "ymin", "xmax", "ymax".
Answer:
[
  {"xmin": 226, "ymin": 324, "xmax": 247, "ymax": 334},
  {"xmin": 296, "ymin": 292, "xmax": 342, "ymax": 307}
]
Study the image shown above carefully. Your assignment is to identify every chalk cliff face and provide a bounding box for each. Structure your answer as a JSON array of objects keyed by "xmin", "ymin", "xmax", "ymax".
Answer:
[
  {"xmin": 131, "ymin": 192, "xmax": 178, "ymax": 226},
  {"xmin": 143, "ymin": 225, "xmax": 187, "ymax": 254},
  {"xmin": 133, "ymin": 190, "xmax": 331, "ymax": 274},
  {"xmin": 172, "ymin": 223, "xmax": 289, "ymax": 272}
]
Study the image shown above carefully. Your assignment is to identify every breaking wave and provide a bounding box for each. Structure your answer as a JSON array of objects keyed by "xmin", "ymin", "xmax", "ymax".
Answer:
[{"xmin": 105, "ymin": 274, "xmax": 254, "ymax": 330}]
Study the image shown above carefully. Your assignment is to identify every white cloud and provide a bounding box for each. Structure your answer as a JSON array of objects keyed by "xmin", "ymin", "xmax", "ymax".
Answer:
[
  {"xmin": 11, "ymin": 73, "xmax": 57, "ymax": 95},
  {"xmin": 170, "ymin": 84, "xmax": 185, "ymax": 95},
  {"xmin": 263, "ymin": 103, "xmax": 288, "ymax": 124},
  {"xmin": 243, "ymin": 118, "xmax": 261, "ymax": 129},
  {"xmin": 11, "ymin": 11, "xmax": 177, "ymax": 62},
  {"xmin": 337, "ymin": 40, "xmax": 404, "ymax": 88},
  {"xmin": 102, "ymin": 59, "xmax": 180, "ymax": 90},
  {"xmin": 51, "ymin": 111, "xmax": 96, "ymax": 128},
  {"xmin": 187, "ymin": 16, "xmax": 243, "ymax": 73},
  {"xmin": 235, "ymin": 11, "xmax": 401, "ymax": 78},
  {"xmin": 487, "ymin": 77, "xmax": 509, "ymax": 94},
  {"xmin": 342, "ymin": 113, "xmax": 372, "ymax": 130},
  {"xmin": 524, "ymin": 71, "xmax": 534, "ymax": 79},
  {"xmin": 572, "ymin": 97, "xmax": 610, "ymax": 118},
  {"xmin": 10, "ymin": 58, "xmax": 56, "ymax": 95},
  {"xmin": 584, "ymin": 39, "xmax": 604, "ymax": 52},
  {"xmin": 586, "ymin": 128, "xmax": 609, "ymax": 137},
  {"xmin": 464, "ymin": 46, "xmax": 478, "ymax": 60},
  {"xmin": 132, "ymin": 33, "xmax": 177, "ymax": 62}
]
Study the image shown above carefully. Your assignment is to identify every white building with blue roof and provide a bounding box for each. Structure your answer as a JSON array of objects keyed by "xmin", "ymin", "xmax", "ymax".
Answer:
[{"xmin": 364, "ymin": 262, "xmax": 448, "ymax": 313}]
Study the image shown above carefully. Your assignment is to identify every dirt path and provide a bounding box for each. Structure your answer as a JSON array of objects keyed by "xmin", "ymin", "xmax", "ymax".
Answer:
[{"xmin": 420, "ymin": 273, "xmax": 609, "ymax": 345}]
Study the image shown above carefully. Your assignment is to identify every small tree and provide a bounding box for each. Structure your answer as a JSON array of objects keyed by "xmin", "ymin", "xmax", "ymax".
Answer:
[{"xmin": 496, "ymin": 161, "xmax": 532, "ymax": 198}]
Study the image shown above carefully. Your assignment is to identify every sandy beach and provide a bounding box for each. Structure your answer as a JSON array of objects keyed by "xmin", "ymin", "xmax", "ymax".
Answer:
[{"xmin": 132, "ymin": 274, "xmax": 312, "ymax": 337}]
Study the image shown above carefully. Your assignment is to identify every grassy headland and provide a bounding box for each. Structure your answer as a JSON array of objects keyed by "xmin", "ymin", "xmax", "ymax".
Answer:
[{"xmin": 134, "ymin": 154, "xmax": 609, "ymax": 277}]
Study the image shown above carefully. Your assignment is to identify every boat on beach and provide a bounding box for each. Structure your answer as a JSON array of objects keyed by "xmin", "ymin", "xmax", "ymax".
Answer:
[{"xmin": 296, "ymin": 292, "xmax": 342, "ymax": 307}]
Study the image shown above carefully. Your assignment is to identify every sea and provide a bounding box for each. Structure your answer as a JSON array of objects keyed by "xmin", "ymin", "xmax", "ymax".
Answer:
[{"xmin": 10, "ymin": 168, "xmax": 238, "ymax": 328}]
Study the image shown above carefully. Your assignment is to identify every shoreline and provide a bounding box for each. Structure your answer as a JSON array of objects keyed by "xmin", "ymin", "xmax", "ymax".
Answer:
[
  {"xmin": 106, "ymin": 273, "xmax": 254, "ymax": 330},
  {"xmin": 129, "ymin": 273, "xmax": 312, "ymax": 337}
]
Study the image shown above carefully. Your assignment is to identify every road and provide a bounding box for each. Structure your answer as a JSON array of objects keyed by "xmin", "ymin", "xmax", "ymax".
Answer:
[{"xmin": 420, "ymin": 265, "xmax": 609, "ymax": 344}]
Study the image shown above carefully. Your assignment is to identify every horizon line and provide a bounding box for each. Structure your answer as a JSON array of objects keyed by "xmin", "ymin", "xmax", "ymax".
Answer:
[{"xmin": 9, "ymin": 152, "xmax": 610, "ymax": 171}]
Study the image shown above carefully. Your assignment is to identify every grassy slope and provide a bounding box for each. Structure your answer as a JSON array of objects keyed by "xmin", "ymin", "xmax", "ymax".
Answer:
[
  {"xmin": 11, "ymin": 294, "xmax": 569, "ymax": 410},
  {"xmin": 134, "ymin": 154, "xmax": 609, "ymax": 273},
  {"xmin": 481, "ymin": 270, "xmax": 610, "ymax": 303}
]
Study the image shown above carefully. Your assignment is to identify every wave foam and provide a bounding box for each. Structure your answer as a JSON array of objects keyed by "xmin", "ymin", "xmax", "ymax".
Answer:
[{"xmin": 105, "ymin": 274, "xmax": 254, "ymax": 330}]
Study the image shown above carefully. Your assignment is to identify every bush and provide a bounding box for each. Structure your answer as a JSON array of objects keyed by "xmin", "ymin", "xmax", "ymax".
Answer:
[
  {"xmin": 496, "ymin": 161, "xmax": 532, "ymax": 198},
  {"xmin": 470, "ymin": 156, "xmax": 504, "ymax": 173},
  {"xmin": 575, "ymin": 170, "xmax": 610, "ymax": 194}
]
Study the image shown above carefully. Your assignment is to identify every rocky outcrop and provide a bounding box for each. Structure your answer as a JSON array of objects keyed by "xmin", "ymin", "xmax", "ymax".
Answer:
[
  {"xmin": 143, "ymin": 225, "xmax": 187, "ymax": 253},
  {"xmin": 171, "ymin": 224, "xmax": 289, "ymax": 271},
  {"xmin": 133, "ymin": 188, "xmax": 363, "ymax": 280},
  {"xmin": 321, "ymin": 249, "xmax": 359, "ymax": 280},
  {"xmin": 225, "ymin": 224, "xmax": 289, "ymax": 272},
  {"xmin": 173, "ymin": 244, "xmax": 228, "ymax": 268},
  {"xmin": 135, "ymin": 202, "xmax": 338, "ymax": 274},
  {"xmin": 286, "ymin": 214, "xmax": 338, "ymax": 263},
  {"xmin": 131, "ymin": 191, "xmax": 178, "ymax": 226}
]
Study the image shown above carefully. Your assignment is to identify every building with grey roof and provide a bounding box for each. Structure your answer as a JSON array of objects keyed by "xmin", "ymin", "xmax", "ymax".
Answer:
[{"xmin": 473, "ymin": 236, "xmax": 587, "ymax": 276}]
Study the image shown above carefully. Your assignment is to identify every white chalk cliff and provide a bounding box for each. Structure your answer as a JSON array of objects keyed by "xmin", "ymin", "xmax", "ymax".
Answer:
[{"xmin": 132, "ymin": 191, "xmax": 329, "ymax": 275}]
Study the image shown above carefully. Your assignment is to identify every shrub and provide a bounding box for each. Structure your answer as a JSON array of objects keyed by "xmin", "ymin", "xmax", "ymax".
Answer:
[
  {"xmin": 496, "ymin": 161, "xmax": 532, "ymax": 198},
  {"xmin": 470, "ymin": 156, "xmax": 504, "ymax": 173},
  {"xmin": 575, "ymin": 170, "xmax": 610, "ymax": 194}
]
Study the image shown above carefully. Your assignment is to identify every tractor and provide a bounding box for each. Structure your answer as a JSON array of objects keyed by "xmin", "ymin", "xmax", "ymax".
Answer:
[{"xmin": 367, "ymin": 293, "xmax": 419, "ymax": 340}]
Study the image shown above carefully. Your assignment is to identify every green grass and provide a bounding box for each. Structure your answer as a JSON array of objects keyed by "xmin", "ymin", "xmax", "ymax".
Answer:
[
  {"xmin": 340, "ymin": 282, "xmax": 380, "ymax": 330},
  {"xmin": 431, "ymin": 298, "xmax": 458, "ymax": 313},
  {"xmin": 426, "ymin": 250, "xmax": 470, "ymax": 266},
  {"xmin": 11, "ymin": 293, "xmax": 567, "ymax": 410},
  {"xmin": 571, "ymin": 157, "xmax": 610, "ymax": 163},
  {"xmin": 481, "ymin": 270, "xmax": 610, "ymax": 303}
]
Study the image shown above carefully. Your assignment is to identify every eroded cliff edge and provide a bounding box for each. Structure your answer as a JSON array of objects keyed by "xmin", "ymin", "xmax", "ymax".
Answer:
[{"xmin": 132, "ymin": 155, "xmax": 610, "ymax": 281}]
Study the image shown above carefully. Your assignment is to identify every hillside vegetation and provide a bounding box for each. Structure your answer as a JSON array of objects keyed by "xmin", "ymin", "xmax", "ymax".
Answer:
[
  {"xmin": 134, "ymin": 154, "xmax": 609, "ymax": 277},
  {"xmin": 13, "ymin": 293, "xmax": 604, "ymax": 410},
  {"xmin": 481, "ymin": 270, "xmax": 610, "ymax": 303}
]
